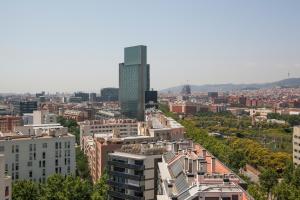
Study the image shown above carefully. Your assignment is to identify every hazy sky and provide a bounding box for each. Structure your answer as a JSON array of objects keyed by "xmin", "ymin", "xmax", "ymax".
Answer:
[{"xmin": 1, "ymin": 0, "xmax": 300, "ymax": 93}]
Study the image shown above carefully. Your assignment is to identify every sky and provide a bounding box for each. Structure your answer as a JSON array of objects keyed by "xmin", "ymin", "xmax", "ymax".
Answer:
[{"xmin": 1, "ymin": 0, "xmax": 300, "ymax": 93}]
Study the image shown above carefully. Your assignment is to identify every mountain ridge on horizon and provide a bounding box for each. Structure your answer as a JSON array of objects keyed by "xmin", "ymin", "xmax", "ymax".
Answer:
[{"xmin": 160, "ymin": 78, "xmax": 300, "ymax": 93}]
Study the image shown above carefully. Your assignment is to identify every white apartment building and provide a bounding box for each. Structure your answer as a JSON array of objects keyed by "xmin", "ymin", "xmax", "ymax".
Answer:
[
  {"xmin": 79, "ymin": 119, "xmax": 139, "ymax": 148},
  {"xmin": 33, "ymin": 110, "xmax": 57, "ymax": 125},
  {"xmin": 293, "ymin": 126, "xmax": 300, "ymax": 165},
  {"xmin": 0, "ymin": 154, "xmax": 11, "ymax": 200},
  {"xmin": 0, "ymin": 124, "xmax": 75, "ymax": 183}
]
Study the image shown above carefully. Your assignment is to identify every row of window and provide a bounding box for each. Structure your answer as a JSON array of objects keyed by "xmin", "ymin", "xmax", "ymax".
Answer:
[{"xmin": 0, "ymin": 141, "xmax": 71, "ymax": 153}]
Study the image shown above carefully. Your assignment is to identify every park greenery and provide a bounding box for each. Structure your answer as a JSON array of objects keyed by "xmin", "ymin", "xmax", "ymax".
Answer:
[{"xmin": 159, "ymin": 103, "xmax": 299, "ymax": 199}]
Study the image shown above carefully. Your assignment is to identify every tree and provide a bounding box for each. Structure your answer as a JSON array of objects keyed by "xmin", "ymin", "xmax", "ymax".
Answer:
[
  {"xmin": 76, "ymin": 147, "xmax": 92, "ymax": 181},
  {"xmin": 12, "ymin": 180, "xmax": 40, "ymax": 200},
  {"xmin": 228, "ymin": 149, "xmax": 246, "ymax": 172},
  {"xmin": 92, "ymin": 171, "xmax": 109, "ymax": 200},
  {"xmin": 63, "ymin": 176, "xmax": 92, "ymax": 200},
  {"xmin": 40, "ymin": 174, "xmax": 66, "ymax": 200},
  {"xmin": 259, "ymin": 168, "xmax": 278, "ymax": 199},
  {"xmin": 292, "ymin": 166, "xmax": 300, "ymax": 188},
  {"xmin": 273, "ymin": 181, "xmax": 299, "ymax": 200},
  {"xmin": 247, "ymin": 184, "xmax": 265, "ymax": 200}
]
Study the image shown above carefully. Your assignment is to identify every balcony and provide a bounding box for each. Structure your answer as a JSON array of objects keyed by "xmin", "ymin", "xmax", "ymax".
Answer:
[
  {"xmin": 108, "ymin": 160, "xmax": 145, "ymax": 170},
  {"xmin": 108, "ymin": 170, "xmax": 145, "ymax": 181},
  {"xmin": 108, "ymin": 190, "xmax": 144, "ymax": 200},
  {"xmin": 107, "ymin": 180, "xmax": 145, "ymax": 191}
]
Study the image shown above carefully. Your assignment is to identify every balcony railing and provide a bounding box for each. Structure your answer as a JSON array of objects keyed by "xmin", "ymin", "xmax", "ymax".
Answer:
[
  {"xmin": 108, "ymin": 190, "xmax": 144, "ymax": 200},
  {"xmin": 108, "ymin": 160, "xmax": 145, "ymax": 170},
  {"xmin": 107, "ymin": 180, "xmax": 145, "ymax": 191}
]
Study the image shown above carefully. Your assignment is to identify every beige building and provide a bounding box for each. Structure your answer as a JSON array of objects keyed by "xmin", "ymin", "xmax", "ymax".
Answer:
[
  {"xmin": 0, "ymin": 154, "xmax": 11, "ymax": 200},
  {"xmin": 293, "ymin": 126, "xmax": 300, "ymax": 165},
  {"xmin": 0, "ymin": 124, "xmax": 75, "ymax": 183}
]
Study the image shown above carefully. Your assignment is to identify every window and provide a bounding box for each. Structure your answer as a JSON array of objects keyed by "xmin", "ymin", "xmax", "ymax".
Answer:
[
  {"xmin": 29, "ymin": 171, "xmax": 32, "ymax": 178},
  {"xmin": 42, "ymin": 168, "xmax": 46, "ymax": 176},
  {"xmin": 16, "ymin": 145, "xmax": 19, "ymax": 153},
  {"xmin": 28, "ymin": 161, "xmax": 32, "ymax": 167},
  {"xmin": 59, "ymin": 142, "xmax": 61, "ymax": 149},
  {"xmin": 5, "ymin": 186, "xmax": 9, "ymax": 196},
  {"xmin": 15, "ymin": 163, "xmax": 19, "ymax": 171},
  {"xmin": 55, "ymin": 142, "xmax": 58, "ymax": 149},
  {"xmin": 42, "ymin": 160, "xmax": 46, "ymax": 167},
  {"xmin": 12, "ymin": 163, "xmax": 14, "ymax": 171},
  {"xmin": 15, "ymin": 172, "xmax": 19, "ymax": 180},
  {"xmin": 42, "ymin": 152, "xmax": 46, "ymax": 159},
  {"xmin": 42, "ymin": 143, "xmax": 47, "ymax": 148},
  {"xmin": 12, "ymin": 145, "xmax": 15, "ymax": 153},
  {"xmin": 0, "ymin": 146, "xmax": 5, "ymax": 152},
  {"xmin": 15, "ymin": 154, "xmax": 19, "ymax": 162},
  {"xmin": 55, "ymin": 159, "xmax": 58, "ymax": 166},
  {"xmin": 29, "ymin": 144, "xmax": 33, "ymax": 151}
]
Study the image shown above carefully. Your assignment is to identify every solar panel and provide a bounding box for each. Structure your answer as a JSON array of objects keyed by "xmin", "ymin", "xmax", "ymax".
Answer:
[
  {"xmin": 164, "ymin": 152, "xmax": 175, "ymax": 163},
  {"xmin": 175, "ymin": 173, "xmax": 189, "ymax": 194},
  {"xmin": 169, "ymin": 159, "xmax": 183, "ymax": 178}
]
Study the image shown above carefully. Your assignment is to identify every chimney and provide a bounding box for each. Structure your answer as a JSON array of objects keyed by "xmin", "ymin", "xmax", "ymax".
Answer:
[
  {"xmin": 188, "ymin": 159, "xmax": 193, "ymax": 173},
  {"xmin": 202, "ymin": 149, "xmax": 207, "ymax": 158},
  {"xmin": 211, "ymin": 157, "xmax": 216, "ymax": 174},
  {"xmin": 193, "ymin": 159, "xmax": 197, "ymax": 174},
  {"xmin": 184, "ymin": 157, "xmax": 189, "ymax": 171},
  {"xmin": 197, "ymin": 157, "xmax": 207, "ymax": 174}
]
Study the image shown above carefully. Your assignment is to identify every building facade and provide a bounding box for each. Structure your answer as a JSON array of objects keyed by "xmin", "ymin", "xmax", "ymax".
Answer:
[
  {"xmin": 107, "ymin": 143, "xmax": 163, "ymax": 200},
  {"xmin": 12, "ymin": 101, "xmax": 38, "ymax": 116},
  {"xmin": 101, "ymin": 88, "xmax": 119, "ymax": 102},
  {"xmin": 119, "ymin": 45, "xmax": 150, "ymax": 121},
  {"xmin": 0, "ymin": 154, "xmax": 11, "ymax": 200},
  {"xmin": 0, "ymin": 124, "xmax": 75, "ymax": 183},
  {"xmin": 293, "ymin": 126, "xmax": 300, "ymax": 165},
  {"xmin": 0, "ymin": 116, "xmax": 22, "ymax": 133}
]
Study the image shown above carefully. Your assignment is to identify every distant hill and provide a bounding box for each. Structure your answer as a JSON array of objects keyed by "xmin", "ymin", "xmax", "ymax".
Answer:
[{"xmin": 160, "ymin": 78, "xmax": 300, "ymax": 93}]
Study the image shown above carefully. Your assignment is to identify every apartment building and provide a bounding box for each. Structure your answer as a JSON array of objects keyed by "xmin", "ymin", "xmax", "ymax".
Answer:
[
  {"xmin": 0, "ymin": 154, "xmax": 11, "ymax": 200},
  {"xmin": 82, "ymin": 133, "xmax": 156, "ymax": 183},
  {"xmin": 0, "ymin": 116, "xmax": 22, "ymax": 133},
  {"xmin": 79, "ymin": 118, "xmax": 139, "ymax": 147},
  {"xmin": 157, "ymin": 143, "xmax": 253, "ymax": 200},
  {"xmin": 146, "ymin": 112, "xmax": 185, "ymax": 140},
  {"xmin": 0, "ymin": 124, "xmax": 75, "ymax": 183},
  {"xmin": 293, "ymin": 126, "xmax": 300, "ymax": 165},
  {"xmin": 33, "ymin": 110, "xmax": 57, "ymax": 124},
  {"xmin": 107, "ymin": 143, "xmax": 164, "ymax": 200}
]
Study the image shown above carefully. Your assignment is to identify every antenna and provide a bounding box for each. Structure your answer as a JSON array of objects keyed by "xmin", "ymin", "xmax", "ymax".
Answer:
[{"xmin": 288, "ymin": 72, "xmax": 290, "ymax": 78}]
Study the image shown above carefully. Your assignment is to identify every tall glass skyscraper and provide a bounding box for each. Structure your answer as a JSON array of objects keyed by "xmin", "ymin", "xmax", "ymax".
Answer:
[{"xmin": 119, "ymin": 45, "xmax": 150, "ymax": 121}]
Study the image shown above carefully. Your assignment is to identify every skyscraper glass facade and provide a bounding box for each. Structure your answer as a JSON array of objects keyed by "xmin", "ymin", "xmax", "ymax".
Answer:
[{"xmin": 119, "ymin": 45, "xmax": 150, "ymax": 121}]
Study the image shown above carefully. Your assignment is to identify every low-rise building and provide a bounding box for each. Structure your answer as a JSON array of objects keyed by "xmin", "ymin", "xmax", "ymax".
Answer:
[{"xmin": 157, "ymin": 142, "xmax": 252, "ymax": 200}]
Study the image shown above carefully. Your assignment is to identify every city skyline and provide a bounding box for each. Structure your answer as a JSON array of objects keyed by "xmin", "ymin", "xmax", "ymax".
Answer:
[{"xmin": 1, "ymin": 0, "xmax": 300, "ymax": 93}]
